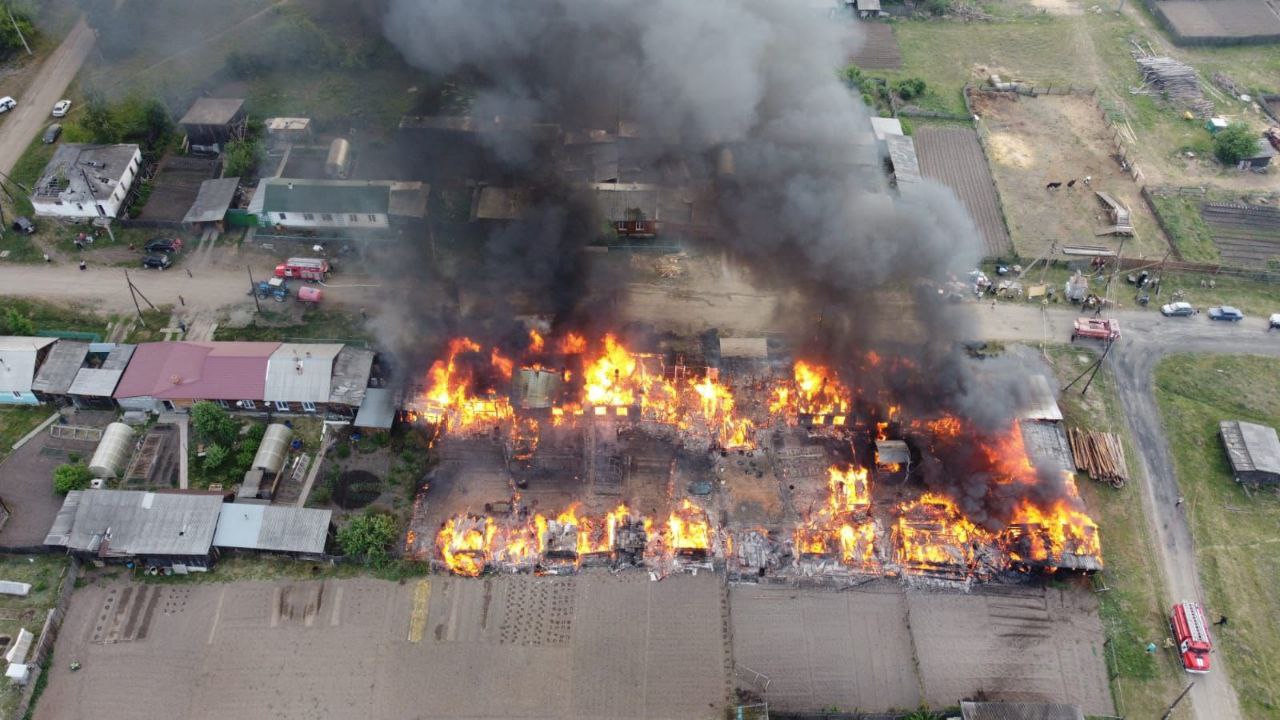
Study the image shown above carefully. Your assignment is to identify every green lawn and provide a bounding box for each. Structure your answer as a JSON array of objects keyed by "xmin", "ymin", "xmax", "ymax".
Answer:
[
  {"xmin": 213, "ymin": 307, "xmax": 372, "ymax": 344},
  {"xmin": 1044, "ymin": 346, "xmax": 1183, "ymax": 719},
  {"xmin": 1150, "ymin": 195, "xmax": 1220, "ymax": 264},
  {"xmin": 1154, "ymin": 354, "xmax": 1280, "ymax": 719},
  {"xmin": 0, "ymin": 555, "xmax": 68, "ymax": 720},
  {"xmin": 0, "ymin": 298, "xmax": 111, "ymax": 337},
  {"xmin": 0, "ymin": 406, "xmax": 55, "ymax": 462}
]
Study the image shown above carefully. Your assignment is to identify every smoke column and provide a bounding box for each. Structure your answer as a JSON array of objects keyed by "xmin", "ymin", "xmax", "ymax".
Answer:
[{"xmin": 380, "ymin": 0, "xmax": 1039, "ymax": 430}]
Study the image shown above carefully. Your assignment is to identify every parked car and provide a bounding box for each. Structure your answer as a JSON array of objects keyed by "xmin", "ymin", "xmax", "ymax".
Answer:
[
  {"xmin": 1270, "ymin": 313, "xmax": 1280, "ymax": 330},
  {"xmin": 11, "ymin": 217, "xmax": 35, "ymax": 235},
  {"xmin": 51, "ymin": 99, "xmax": 70, "ymax": 118},
  {"xmin": 0, "ymin": 96, "xmax": 16, "ymax": 113},
  {"xmin": 1160, "ymin": 301, "xmax": 1195, "ymax": 317},
  {"xmin": 1208, "ymin": 306, "xmax": 1244, "ymax": 322},
  {"xmin": 144, "ymin": 237, "xmax": 182, "ymax": 254},
  {"xmin": 41, "ymin": 123, "xmax": 61, "ymax": 144},
  {"xmin": 142, "ymin": 254, "xmax": 172, "ymax": 270}
]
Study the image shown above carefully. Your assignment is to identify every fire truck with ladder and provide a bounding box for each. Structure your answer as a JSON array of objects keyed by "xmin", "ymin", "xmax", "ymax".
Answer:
[{"xmin": 1170, "ymin": 601, "xmax": 1213, "ymax": 674}]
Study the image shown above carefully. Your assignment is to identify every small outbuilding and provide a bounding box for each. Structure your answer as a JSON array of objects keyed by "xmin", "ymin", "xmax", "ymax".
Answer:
[
  {"xmin": 178, "ymin": 98, "xmax": 247, "ymax": 153},
  {"xmin": 1219, "ymin": 420, "xmax": 1280, "ymax": 485},
  {"xmin": 0, "ymin": 336, "xmax": 57, "ymax": 405},
  {"xmin": 1237, "ymin": 138, "xmax": 1276, "ymax": 170},
  {"xmin": 212, "ymin": 504, "xmax": 331, "ymax": 557},
  {"xmin": 183, "ymin": 177, "xmax": 241, "ymax": 231}
]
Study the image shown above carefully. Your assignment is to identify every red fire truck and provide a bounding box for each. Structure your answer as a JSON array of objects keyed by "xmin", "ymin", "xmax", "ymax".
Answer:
[
  {"xmin": 1170, "ymin": 601, "xmax": 1213, "ymax": 674},
  {"xmin": 274, "ymin": 257, "xmax": 330, "ymax": 282},
  {"xmin": 1071, "ymin": 317, "xmax": 1121, "ymax": 342}
]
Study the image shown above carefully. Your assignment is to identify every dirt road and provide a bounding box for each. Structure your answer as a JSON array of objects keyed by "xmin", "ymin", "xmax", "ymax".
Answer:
[
  {"xmin": 0, "ymin": 263, "xmax": 382, "ymax": 315},
  {"xmin": 0, "ymin": 18, "xmax": 94, "ymax": 176},
  {"xmin": 957, "ymin": 302, "xmax": 1280, "ymax": 720}
]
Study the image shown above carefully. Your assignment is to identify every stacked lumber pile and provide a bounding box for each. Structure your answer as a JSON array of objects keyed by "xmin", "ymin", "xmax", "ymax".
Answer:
[
  {"xmin": 1135, "ymin": 56, "xmax": 1214, "ymax": 118},
  {"xmin": 1068, "ymin": 427, "xmax": 1129, "ymax": 488}
]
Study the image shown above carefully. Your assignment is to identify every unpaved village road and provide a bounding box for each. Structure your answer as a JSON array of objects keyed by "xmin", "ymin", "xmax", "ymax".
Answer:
[
  {"xmin": 0, "ymin": 263, "xmax": 382, "ymax": 315},
  {"xmin": 0, "ymin": 18, "xmax": 94, "ymax": 176},
  {"xmin": 956, "ymin": 303, "xmax": 1280, "ymax": 720}
]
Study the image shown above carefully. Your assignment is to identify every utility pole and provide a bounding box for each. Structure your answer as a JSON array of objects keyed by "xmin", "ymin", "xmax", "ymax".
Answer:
[
  {"xmin": 124, "ymin": 270, "xmax": 146, "ymax": 326},
  {"xmin": 1080, "ymin": 335, "xmax": 1116, "ymax": 395},
  {"xmin": 6, "ymin": 5, "xmax": 30, "ymax": 56},
  {"xmin": 246, "ymin": 265, "xmax": 261, "ymax": 313},
  {"xmin": 1162, "ymin": 682, "xmax": 1195, "ymax": 720}
]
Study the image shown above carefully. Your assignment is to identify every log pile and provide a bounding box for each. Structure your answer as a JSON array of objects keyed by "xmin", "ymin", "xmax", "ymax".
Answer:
[
  {"xmin": 1068, "ymin": 427, "xmax": 1128, "ymax": 488},
  {"xmin": 1135, "ymin": 56, "xmax": 1214, "ymax": 118}
]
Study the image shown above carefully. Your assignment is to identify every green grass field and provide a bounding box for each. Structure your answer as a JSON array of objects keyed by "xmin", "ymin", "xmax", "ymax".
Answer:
[
  {"xmin": 1155, "ymin": 354, "xmax": 1280, "ymax": 719},
  {"xmin": 0, "ymin": 298, "xmax": 111, "ymax": 337},
  {"xmin": 0, "ymin": 406, "xmax": 54, "ymax": 462},
  {"xmin": 213, "ymin": 307, "xmax": 372, "ymax": 344},
  {"xmin": 1150, "ymin": 195, "xmax": 1220, "ymax": 263},
  {"xmin": 1044, "ymin": 346, "xmax": 1183, "ymax": 719}
]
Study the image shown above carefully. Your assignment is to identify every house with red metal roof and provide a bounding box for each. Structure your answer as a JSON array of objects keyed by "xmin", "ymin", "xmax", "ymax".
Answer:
[
  {"xmin": 113, "ymin": 341, "xmax": 376, "ymax": 417},
  {"xmin": 114, "ymin": 342, "xmax": 280, "ymax": 413}
]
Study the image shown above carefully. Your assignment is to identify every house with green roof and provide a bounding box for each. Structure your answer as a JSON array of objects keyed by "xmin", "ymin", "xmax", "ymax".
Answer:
[{"xmin": 250, "ymin": 178, "xmax": 429, "ymax": 231}]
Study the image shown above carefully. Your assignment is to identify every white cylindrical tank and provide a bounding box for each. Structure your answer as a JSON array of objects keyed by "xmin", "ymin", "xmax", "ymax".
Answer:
[
  {"xmin": 252, "ymin": 424, "xmax": 293, "ymax": 475},
  {"xmin": 325, "ymin": 138, "xmax": 351, "ymax": 179},
  {"xmin": 89, "ymin": 423, "xmax": 135, "ymax": 479}
]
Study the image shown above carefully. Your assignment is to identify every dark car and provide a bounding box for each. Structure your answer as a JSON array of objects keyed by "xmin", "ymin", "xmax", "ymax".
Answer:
[
  {"xmin": 11, "ymin": 217, "xmax": 35, "ymax": 234},
  {"xmin": 142, "ymin": 254, "xmax": 171, "ymax": 270},
  {"xmin": 41, "ymin": 123, "xmax": 61, "ymax": 144},
  {"xmin": 1208, "ymin": 306, "xmax": 1244, "ymax": 322},
  {"xmin": 144, "ymin": 237, "xmax": 182, "ymax": 254}
]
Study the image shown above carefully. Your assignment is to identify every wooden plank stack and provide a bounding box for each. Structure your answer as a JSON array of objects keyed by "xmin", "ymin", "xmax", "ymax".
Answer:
[
  {"xmin": 1135, "ymin": 56, "xmax": 1214, "ymax": 118},
  {"xmin": 1068, "ymin": 427, "xmax": 1129, "ymax": 488}
]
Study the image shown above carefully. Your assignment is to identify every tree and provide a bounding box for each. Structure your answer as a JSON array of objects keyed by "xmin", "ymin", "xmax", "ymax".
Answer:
[
  {"xmin": 223, "ymin": 138, "xmax": 263, "ymax": 178},
  {"xmin": 892, "ymin": 78, "xmax": 927, "ymax": 101},
  {"xmin": 53, "ymin": 463, "xmax": 92, "ymax": 495},
  {"xmin": 79, "ymin": 91, "xmax": 121, "ymax": 144},
  {"xmin": 0, "ymin": 4, "xmax": 35, "ymax": 58},
  {"xmin": 1214, "ymin": 123, "xmax": 1258, "ymax": 165},
  {"xmin": 0, "ymin": 308, "xmax": 34, "ymax": 335},
  {"xmin": 202, "ymin": 443, "xmax": 229, "ymax": 471},
  {"xmin": 337, "ymin": 511, "xmax": 399, "ymax": 563},
  {"xmin": 190, "ymin": 401, "xmax": 238, "ymax": 447}
]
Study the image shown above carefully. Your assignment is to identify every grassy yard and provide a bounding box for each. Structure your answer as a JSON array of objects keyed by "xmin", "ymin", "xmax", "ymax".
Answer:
[
  {"xmin": 1154, "ymin": 354, "xmax": 1280, "ymax": 719},
  {"xmin": 0, "ymin": 406, "xmax": 55, "ymax": 462},
  {"xmin": 0, "ymin": 298, "xmax": 111, "ymax": 337},
  {"xmin": 1149, "ymin": 195, "xmax": 1220, "ymax": 264},
  {"xmin": 213, "ymin": 307, "xmax": 372, "ymax": 344},
  {"xmin": 1043, "ymin": 346, "xmax": 1185, "ymax": 719},
  {"xmin": 0, "ymin": 555, "xmax": 68, "ymax": 720}
]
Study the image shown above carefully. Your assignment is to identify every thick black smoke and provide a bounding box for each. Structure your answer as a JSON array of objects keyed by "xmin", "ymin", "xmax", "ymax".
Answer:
[{"xmin": 380, "ymin": 0, "xmax": 1029, "ymax": 429}]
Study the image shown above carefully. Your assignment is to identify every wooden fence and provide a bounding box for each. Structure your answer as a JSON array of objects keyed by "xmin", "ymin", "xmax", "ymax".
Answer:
[{"xmin": 14, "ymin": 557, "xmax": 80, "ymax": 719}]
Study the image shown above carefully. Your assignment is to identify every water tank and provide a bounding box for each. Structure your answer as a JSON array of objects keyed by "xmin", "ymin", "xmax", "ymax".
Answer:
[
  {"xmin": 251, "ymin": 424, "xmax": 293, "ymax": 475},
  {"xmin": 89, "ymin": 423, "xmax": 135, "ymax": 479},
  {"xmin": 325, "ymin": 138, "xmax": 351, "ymax": 179}
]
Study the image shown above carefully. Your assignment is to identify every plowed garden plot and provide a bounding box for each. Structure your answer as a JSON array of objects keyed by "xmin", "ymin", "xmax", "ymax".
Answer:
[
  {"xmin": 848, "ymin": 22, "xmax": 901, "ymax": 70},
  {"xmin": 913, "ymin": 126, "xmax": 1012, "ymax": 257},
  {"xmin": 1200, "ymin": 202, "xmax": 1280, "ymax": 268},
  {"xmin": 1151, "ymin": 0, "xmax": 1280, "ymax": 43},
  {"xmin": 972, "ymin": 92, "xmax": 1168, "ymax": 259}
]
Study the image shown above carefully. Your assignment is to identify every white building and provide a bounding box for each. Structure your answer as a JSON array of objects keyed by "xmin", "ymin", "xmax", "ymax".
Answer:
[
  {"xmin": 30, "ymin": 144, "xmax": 142, "ymax": 220},
  {"xmin": 256, "ymin": 179, "xmax": 392, "ymax": 230}
]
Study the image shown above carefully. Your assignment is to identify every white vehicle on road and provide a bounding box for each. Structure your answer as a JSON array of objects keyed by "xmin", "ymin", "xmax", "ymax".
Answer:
[
  {"xmin": 52, "ymin": 99, "xmax": 71, "ymax": 117},
  {"xmin": 0, "ymin": 97, "xmax": 15, "ymax": 114},
  {"xmin": 1270, "ymin": 313, "xmax": 1280, "ymax": 330}
]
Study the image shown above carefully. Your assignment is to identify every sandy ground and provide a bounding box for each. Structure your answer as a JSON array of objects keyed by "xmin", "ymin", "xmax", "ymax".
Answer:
[
  {"xmin": 975, "ymin": 92, "xmax": 1169, "ymax": 260},
  {"xmin": 730, "ymin": 581, "xmax": 1113, "ymax": 715},
  {"xmin": 37, "ymin": 572, "xmax": 731, "ymax": 720}
]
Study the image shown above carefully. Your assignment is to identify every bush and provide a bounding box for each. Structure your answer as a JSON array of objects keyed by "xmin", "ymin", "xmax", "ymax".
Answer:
[
  {"xmin": 335, "ymin": 444, "xmax": 351, "ymax": 459},
  {"xmin": 190, "ymin": 401, "xmax": 238, "ymax": 447},
  {"xmin": 0, "ymin": 5, "xmax": 35, "ymax": 59},
  {"xmin": 922, "ymin": 0, "xmax": 952, "ymax": 14},
  {"xmin": 893, "ymin": 78, "xmax": 927, "ymax": 100},
  {"xmin": 0, "ymin": 308, "xmax": 34, "ymax": 335},
  {"xmin": 53, "ymin": 463, "xmax": 92, "ymax": 495},
  {"xmin": 336, "ymin": 511, "xmax": 399, "ymax": 564},
  {"xmin": 202, "ymin": 443, "xmax": 229, "ymax": 471},
  {"xmin": 222, "ymin": 138, "xmax": 263, "ymax": 178},
  {"xmin": 1213, "ymin": 123, "xmax": 1258, "ymax": 165}
]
